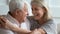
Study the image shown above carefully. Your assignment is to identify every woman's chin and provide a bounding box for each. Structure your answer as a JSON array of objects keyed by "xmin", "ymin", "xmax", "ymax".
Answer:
[
  {"xmin": 34, "ymin": 17, "xmax": 40, "ymax": 20},
  {"xmin": 34, "ymin": 16, "xmax": 42, "ymax": 20}
]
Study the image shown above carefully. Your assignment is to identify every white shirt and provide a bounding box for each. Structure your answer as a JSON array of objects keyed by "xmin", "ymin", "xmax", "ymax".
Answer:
[{"xmin": 21, "ymin": 18, "xmax": 30, "ymax": 30}]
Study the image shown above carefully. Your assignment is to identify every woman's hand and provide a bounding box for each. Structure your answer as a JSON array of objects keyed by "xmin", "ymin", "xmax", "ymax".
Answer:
[
  {"xmin": 30, "ymin": 28, "xmax": 46, "ymax": 34},
  {"xmin": 0, "ymin": 16, "xmax": 9, "ymax": 29},
  {"xmin": 30, "ymin": 29, "xmax": 41, "ymax": 34},
  {"xmin": 37, "ymin": 28, "xmax": 46, "ymax": 34}
]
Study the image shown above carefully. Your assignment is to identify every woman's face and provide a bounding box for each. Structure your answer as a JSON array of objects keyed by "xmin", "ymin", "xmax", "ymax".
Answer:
[{"xmin": 32, "ymin": 4, "xmax": 44, "ymax": 20}]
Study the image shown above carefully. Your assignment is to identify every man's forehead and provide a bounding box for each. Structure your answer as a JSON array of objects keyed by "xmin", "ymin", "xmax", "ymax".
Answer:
[
  {"xmin": 24, "ymin": 3, "xmax": 27, "ymax": 8},
  {"xmin": 23, "ymin": 3, "xmax": 28, "ymax": 11}
]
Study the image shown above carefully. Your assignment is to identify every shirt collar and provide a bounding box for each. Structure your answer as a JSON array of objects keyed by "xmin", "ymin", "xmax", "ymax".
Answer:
[{"xmin": 6, "ymin": 13, "xmax": 19, "ymax": 25}]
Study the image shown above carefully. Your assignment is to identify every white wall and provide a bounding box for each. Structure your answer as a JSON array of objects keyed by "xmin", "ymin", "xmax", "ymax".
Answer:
[
  {"xmin": 48, "ymin": 0, "xmax": 60, "ymax": 33},
  {"xmin": 49, "ymin": 0, "xmax": 60, "ymax": 24},
  {"xmin": 0, "ymin": 0, "xmax": 9, "ymax": 15}
]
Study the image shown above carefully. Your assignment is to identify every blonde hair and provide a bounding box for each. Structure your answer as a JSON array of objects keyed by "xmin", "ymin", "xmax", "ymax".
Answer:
[{"xmin": 31, "ymin": 0, "xmax": 52, "ymax": 22}]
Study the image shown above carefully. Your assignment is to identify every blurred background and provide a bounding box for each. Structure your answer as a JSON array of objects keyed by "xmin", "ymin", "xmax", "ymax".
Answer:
[{"xmin": 0, "ymin": 0, "xmax": 60, "ymax": 34}]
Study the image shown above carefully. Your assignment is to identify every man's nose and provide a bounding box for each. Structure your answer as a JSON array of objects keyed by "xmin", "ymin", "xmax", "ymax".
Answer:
[
  {"xmin": 27, "ymin": 13, "xmax": 29, "ymax": 15},
  {"xmin": 25, "ymin": 12, "xmax": 28, "ymax": 15},
  {"xmin": 26, "ymin": 12, "xmax": 29, "ymax": 15}
]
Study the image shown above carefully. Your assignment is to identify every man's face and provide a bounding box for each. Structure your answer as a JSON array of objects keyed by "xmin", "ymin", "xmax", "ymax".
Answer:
[{"xmin": 14, "ymin": 4, "xmax": 28, "ymax": 23}]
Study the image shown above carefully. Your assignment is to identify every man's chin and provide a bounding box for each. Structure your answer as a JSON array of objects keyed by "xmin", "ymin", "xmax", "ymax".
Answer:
[{"xmin": 23, "ymin": 18, "xmax": 26, "ymax": 21}]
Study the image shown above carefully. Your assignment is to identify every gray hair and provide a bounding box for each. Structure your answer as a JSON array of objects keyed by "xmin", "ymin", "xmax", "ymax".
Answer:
[{"xmin": 9, "ymin": 0, "xmax": 25, "ymax": 11}]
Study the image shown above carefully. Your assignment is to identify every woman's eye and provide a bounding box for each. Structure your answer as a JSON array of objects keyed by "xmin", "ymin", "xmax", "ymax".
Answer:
[
  {"xmin": 35, "ymin": 8, "xmax": 38, "ymax": 11},
  {"xmin": 32, "ymin": 8, "xmax": 33, "ymax": 11}
]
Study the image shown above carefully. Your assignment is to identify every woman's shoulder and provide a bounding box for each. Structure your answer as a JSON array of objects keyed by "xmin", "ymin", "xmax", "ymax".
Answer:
[{"xmin": 46, "ymin": 19, "xmax": 56, "ymax": 25}]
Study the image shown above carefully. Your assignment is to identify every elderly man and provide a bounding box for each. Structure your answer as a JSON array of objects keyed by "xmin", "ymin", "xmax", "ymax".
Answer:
[{"xmin": 0, "ymin": 0, "xmax": 31, "ymax": 34}]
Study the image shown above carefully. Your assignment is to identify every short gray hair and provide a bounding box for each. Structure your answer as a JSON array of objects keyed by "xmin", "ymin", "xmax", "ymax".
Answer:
[{"xmin": 9, "ymin": 0, "xmax": 25, "ymax": 11}]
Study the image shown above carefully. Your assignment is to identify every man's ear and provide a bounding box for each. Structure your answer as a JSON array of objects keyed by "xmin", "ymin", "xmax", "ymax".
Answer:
[{"xmin": 14, "ymin": 9, "xmax": 19, "ymax": 15}]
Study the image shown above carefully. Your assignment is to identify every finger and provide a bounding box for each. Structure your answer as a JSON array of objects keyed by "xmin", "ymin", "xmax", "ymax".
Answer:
[
  {"xmin": 0, "ymin": 16, "xmax": 7, "ymax": 23},
  {"xmin": 0, "ymin": 16, "xmax": 4, "ymax": 19},
  {"xmin": 0, "ymin": 18, "xmax": 6, "ymax": 24},
  {"xmin": 0, "ymin": 20, "xmax": 6, "ymax": 28},
  {"xmin": 0, "ymin": 24, "xmax": 2, "ymax": 28},
  {"xmin": 0, "ymin": 16, "xmax": 7, "ymax": 25},
  {"xmin": 0, "ymin": 20, "xmax": 6, "ymax": 25},
  {"xmin": 35, "ymin": 29, "xmax": 37, "ymax": 30}
]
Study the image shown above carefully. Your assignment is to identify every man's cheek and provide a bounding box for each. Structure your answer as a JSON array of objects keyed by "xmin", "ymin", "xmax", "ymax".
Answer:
[{"xmin": 19, "ymin": 13, "xmax": 23, "ymax": 17}]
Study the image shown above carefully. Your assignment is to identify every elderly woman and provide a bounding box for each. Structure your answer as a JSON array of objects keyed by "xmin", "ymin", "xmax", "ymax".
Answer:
[
  {"xmin": 0, "ymin": 0, "xmax": 31, "ymax": 34},
  {"xmin": 28, "ymin": 0, "xmax": 57, "ymax": 34}
]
